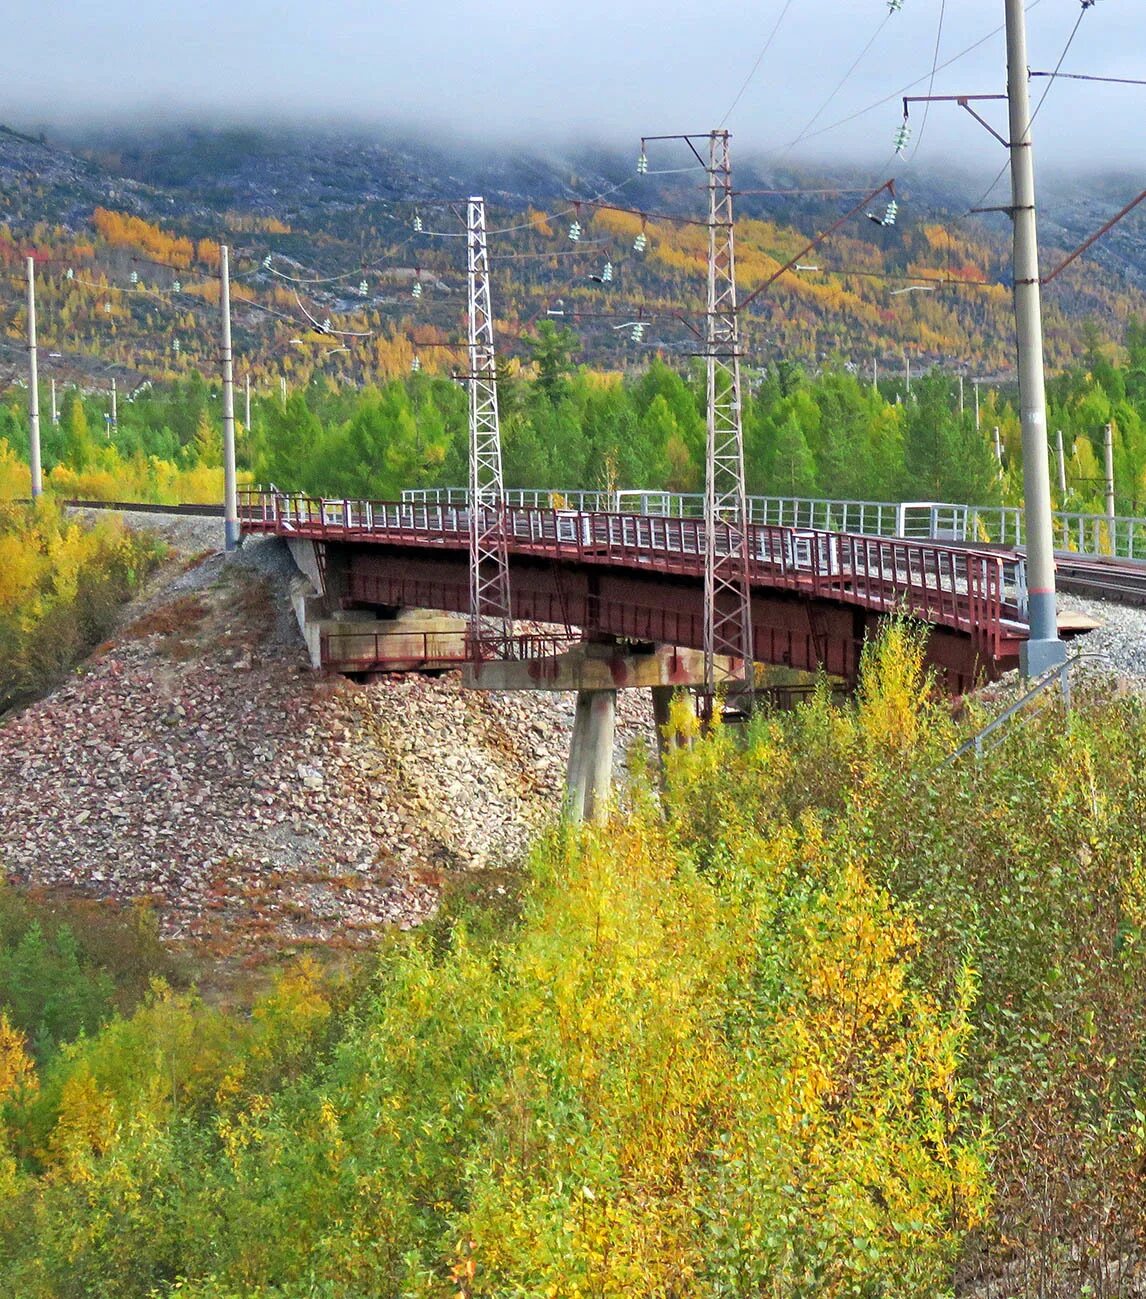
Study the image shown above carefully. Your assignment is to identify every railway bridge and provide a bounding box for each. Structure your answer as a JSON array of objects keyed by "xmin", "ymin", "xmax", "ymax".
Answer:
[
  {"xmin": 239, "ymin": 489, "xmax": 1061, "ymax": 819},
  {"xmin": 240, "ymin": 489, "xmax": 1038, "ymax": 686}
]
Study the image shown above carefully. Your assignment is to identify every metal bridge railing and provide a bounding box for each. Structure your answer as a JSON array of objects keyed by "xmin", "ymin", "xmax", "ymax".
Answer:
[
  {"xmin": 941, "ymin": 652, "xmax": 1113, "ymax": 764},
  {"xmin": 401, "ymin": 488, "xmax": 1146, "ymax": 563},
  {"xmin": 241, "ymin": 490, "xmax": 1020, "ymax": 657}
]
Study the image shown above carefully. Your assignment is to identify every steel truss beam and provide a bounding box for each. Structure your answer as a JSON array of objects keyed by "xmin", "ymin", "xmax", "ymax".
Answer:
[
  {"xmin": 704, "ymin": 131, "xmax": 754, "ymax": 693},
  {"xmin": 466, "ymin": 196, "xmax": 514, "ymax": 658}
]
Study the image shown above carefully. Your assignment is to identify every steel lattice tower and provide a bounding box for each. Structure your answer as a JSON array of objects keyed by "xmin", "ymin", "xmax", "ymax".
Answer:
[
  {"xmin": 466, "ymin": 196, "xmax": 514, "ymax": 658},
  {"xmin": 703, "ymin": 131, "xmax": 754, "ymax": 693}
]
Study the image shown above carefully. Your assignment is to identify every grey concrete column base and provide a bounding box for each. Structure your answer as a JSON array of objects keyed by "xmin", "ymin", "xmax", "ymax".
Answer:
[{"xmin": 1020, "ymin": 636, "xmax": 1067, "ymax": 679}]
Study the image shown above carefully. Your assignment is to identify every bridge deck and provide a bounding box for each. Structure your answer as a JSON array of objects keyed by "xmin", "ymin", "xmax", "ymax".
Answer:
[{"xmin": 241, "ymin": 492, "xmax": 1029, "ymax": 682}]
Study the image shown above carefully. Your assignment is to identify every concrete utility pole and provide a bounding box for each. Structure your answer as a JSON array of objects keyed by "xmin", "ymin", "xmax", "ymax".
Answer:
[
  {"xmin": 1055, "ymin": 428, "xmax": 1067, "ymax": 496},
  {"xmin": 244, "ymin": 372, "xmax": 251, "ymax": 432},
  {"xmin": 1104, "ymin": 422, "xmax": 1116, "ymax": 525},
  {"xmin": 25, "ymin": 257, "xmax": 42, "ymax": 498},
  {"xmin": 993, "ymin": 425, "xmax": 1003, "ymax": 465},
  {"xmin": 280, "ymin": 374, "xmax": 287, "ymax": 406},
  {"xmin": 50, "ymin": 377, "xmax": 58, "ymax": 427},
  {"xmin": 220, "ymin": 244, "xmax": 239, "ymax": 550},
  {"xmin": 974, "ymin": 378, "xmax": 982, "ymax": 432},
  {"xmin": 959, "ymin": 373, "xmax": 965, "ymax": 418},
  {"xmin": 1005, "ymin": 0, "xmax": 1063, "ymax": 675},
  {"xmin": 904, "ymin": 349, "xmax": 911, "ymax": 396},
  {"xmin": 110, "ymin": 377, "xmax": 117, "ymax": 430},
  {"xmin": 873, "ymin": 355, "xmax": 879, "ymax": 391}
]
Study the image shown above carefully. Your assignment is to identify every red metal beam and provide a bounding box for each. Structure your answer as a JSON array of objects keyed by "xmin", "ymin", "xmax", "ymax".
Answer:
[{"xmin": 241, "ymin": 492, "xmax": 1015, "ymax": 687}]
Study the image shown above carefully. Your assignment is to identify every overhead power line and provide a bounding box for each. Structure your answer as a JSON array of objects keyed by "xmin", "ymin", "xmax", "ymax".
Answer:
[
  {"xmin": 970, "ymin": 1, "xmax": 1093, "ymax": 212},
  {"xmin": 908, "ymin": 0, "xmax": 948, "ymax": 161},
  {"xmin": 720, "ymin": 0, "xmax": 796, "ymax": 126},
  {"xmin": 769, "ymin": 0, "xmax": 1046, "ymax": 159},
  {"xmin": 776, "ymin": 10, "xmax": 895, "ymax": 162}
]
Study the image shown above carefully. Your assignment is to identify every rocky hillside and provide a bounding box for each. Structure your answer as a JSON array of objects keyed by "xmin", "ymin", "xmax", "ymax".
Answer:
[{"xmin": 0, "ymin": 523, "xmax": 654, "ymax": 966}]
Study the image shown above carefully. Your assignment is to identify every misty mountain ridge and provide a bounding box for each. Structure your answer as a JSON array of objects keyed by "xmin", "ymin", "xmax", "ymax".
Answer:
[
  {"xmin": 3, "ymin": 121, "xmax": 1146, "ymax": 390},
  {"xmin": 13, "ymin": 121, "xmax": 1145, "ymax": 270}
]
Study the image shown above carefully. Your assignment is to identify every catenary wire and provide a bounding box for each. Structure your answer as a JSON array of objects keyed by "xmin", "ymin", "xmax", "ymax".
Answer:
[
  {"xmin": 719, "ymin": 0, "xmax": 796, "ymax": 126},
  {"xmin": 968, "ymin": 1, "xmax": 1092, "ymax": 213}
]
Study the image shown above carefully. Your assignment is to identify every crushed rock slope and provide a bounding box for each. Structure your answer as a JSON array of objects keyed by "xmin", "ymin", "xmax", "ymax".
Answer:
[{"xmin": 0, "ymin": 536, "xmax": 654, "ymax": 957}]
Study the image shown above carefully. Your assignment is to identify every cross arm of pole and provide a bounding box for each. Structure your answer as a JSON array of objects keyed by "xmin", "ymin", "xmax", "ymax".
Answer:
[
  {"xmin": 903, "ymin": 94, "xmax": 1010, "ymax": 148},
  {"xmin": 1041, "ymin": 188, "xmax": 1146, "ymax": 285},
  {"xmin": 739, "ymin": 181, "xmax": 895, "ymax": 312},
  {"xmin": 640, "ymin": 133, "xmax": 719, "ymax": 142}
]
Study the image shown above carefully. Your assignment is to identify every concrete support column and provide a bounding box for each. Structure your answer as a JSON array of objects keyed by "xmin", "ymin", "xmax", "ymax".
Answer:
[
  {"xmin": 565, "ymin": 689, "xmax": 616, "ymax": 825},
  {"xmin": 651, "ymin": 685, "xmax": 674, "ymax": 770}
]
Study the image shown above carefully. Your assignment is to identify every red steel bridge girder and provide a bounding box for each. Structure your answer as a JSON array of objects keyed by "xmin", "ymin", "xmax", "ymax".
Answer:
[
  {"xmin": 338, "ymin": 546, "xmax": 997, "ymax": 692},
  {"xmin": 241, "ymin": 494, "xmax": 1019, "ymax": 692}
]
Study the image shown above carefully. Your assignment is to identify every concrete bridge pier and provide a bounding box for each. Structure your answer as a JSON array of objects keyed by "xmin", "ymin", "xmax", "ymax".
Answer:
[
  {"xmin": 650, "ymin": 683, "xmax": 691, "ymax": 771},
  {"xmin": 565, "ymin": 689, "xmax": 617, "ymax": 825},
  {"xmin": 466, "ymin": 641, "xmax": 727, "ymax": 824}
]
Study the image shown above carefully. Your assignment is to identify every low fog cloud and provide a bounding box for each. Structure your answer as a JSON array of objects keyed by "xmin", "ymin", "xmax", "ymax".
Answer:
[{"xmin": 2, "ymin": 0, "xmax": 1142, "ymax": 168}]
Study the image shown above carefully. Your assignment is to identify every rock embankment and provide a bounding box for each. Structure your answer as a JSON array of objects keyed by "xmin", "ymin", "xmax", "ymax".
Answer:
[{"xmin": 0, "ymin": 537, "xmax": 654, "ymax": 959}]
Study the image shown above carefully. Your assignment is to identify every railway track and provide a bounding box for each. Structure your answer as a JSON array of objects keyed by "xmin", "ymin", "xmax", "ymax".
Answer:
[
  {"xmin": 1054, "ymin": 555, "xmax": 1146, "ymax": 607},
  {"xmin": 61, "ymin": 499, "xmax": 225, "ymax": 518}
]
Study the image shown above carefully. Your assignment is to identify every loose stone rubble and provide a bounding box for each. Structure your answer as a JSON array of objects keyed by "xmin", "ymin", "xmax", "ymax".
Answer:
[
  {"xmin": 1056, "ymin": 592, "xmax": 1146, "ymax": 680},
  {"xmin": 28, "ymin": 513, "xmax": 1141, "ymax": 962},
  {"xmin": 0, "ymin": 534, "xmax": 655, "ymax": 959}
]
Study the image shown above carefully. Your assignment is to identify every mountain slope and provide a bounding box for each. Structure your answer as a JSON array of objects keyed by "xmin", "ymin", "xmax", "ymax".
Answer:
[{"xmin": 2, "ymin": 124, "xmax": 1145, "ymax": 392}]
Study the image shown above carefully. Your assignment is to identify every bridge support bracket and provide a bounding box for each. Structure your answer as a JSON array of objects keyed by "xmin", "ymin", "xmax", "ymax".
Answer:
[{"xmin": 464, "ymin": 643, "xmax": 731, "ymax": 692}]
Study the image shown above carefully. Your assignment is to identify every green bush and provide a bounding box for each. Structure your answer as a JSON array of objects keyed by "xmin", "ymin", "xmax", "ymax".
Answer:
[
  {"xmin": 0, "ymin": 501, "xmax": 162, "ymax": 714},
  {"xmin": 0, "ymin": 624, "xmax": 1142, "ymax": 1296}
]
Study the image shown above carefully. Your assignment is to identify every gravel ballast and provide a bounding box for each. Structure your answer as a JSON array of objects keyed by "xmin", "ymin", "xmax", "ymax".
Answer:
[{"xmin": 0, "ymin": 535, "xmax": 654, "ymax": 961}]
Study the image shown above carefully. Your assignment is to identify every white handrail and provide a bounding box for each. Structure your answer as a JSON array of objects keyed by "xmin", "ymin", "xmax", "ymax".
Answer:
[{"xmin": 400, "ymin": 487, "xmax": 1146, "ymax": 563}]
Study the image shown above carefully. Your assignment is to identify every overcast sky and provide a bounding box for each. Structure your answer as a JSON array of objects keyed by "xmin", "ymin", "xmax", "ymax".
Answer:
[{"xmin": 2, "ymin": 1, "xmax": 1142, "ymax": 169}]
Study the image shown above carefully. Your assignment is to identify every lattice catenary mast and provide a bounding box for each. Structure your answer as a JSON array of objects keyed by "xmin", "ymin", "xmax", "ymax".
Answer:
[
  {"xmin": 466, "ymin": 196, "xmax": 514, "ymax": 658},
  {"xmin": 703, "ymin": 130, "xmax": 754, "ymax": 692}
]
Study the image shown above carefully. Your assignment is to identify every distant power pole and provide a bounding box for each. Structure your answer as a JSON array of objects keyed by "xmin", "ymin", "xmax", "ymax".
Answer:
[
  {"xmin": 1005, "ymin": 0, "xmax": 1063, "ymax": 674},
  {"xmin": 220, "ymin": 244, "xmax": 239, "ymax": 551},
  {"xmin": 280, "ymin": 374, "xmax": 287, "ymax": 406},
  {"xmin": 244, "ymin": 372, "xmax": 252, "ymax": 431},
  {"xmin": 25, "ymin": 257, "xmax": 42, "ymax": 498},
  {"xmin": 1104, "ymin": 422, "xmax": 1116, "ymax": 525},
  {"xmin": 904, "ymin": 349, "xmax": 911, "ymax": 397},
  {"xmin": 973, "ymin": 379, "xmax": 981, "ymax": 432},
  {"xmin": 993, "ymin": 425, "xmax": 1003, "ymax": 465},
  {"xmin": 50, "ymin": 377, "xmax": 58, "ymax": 427},
  {"xmin": 958, "ymin": 374, "xmax": 965, "ymax": 417},
  {"xmin": 110, "ymin": 377, "xmax": 117, "ymax": 430},
  {"xmin": 873, "ymin": 355, "xmax": 879, "ymax": 392},
  {"xmin": 1055, "ymin": 429, "xmax": 1067, "ymax": 496}
]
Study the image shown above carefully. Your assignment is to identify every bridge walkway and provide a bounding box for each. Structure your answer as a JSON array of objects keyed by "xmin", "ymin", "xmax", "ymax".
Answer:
[{"xmin": 240, "ymin": 491, "xmax": 1031, "ymax": 686}]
